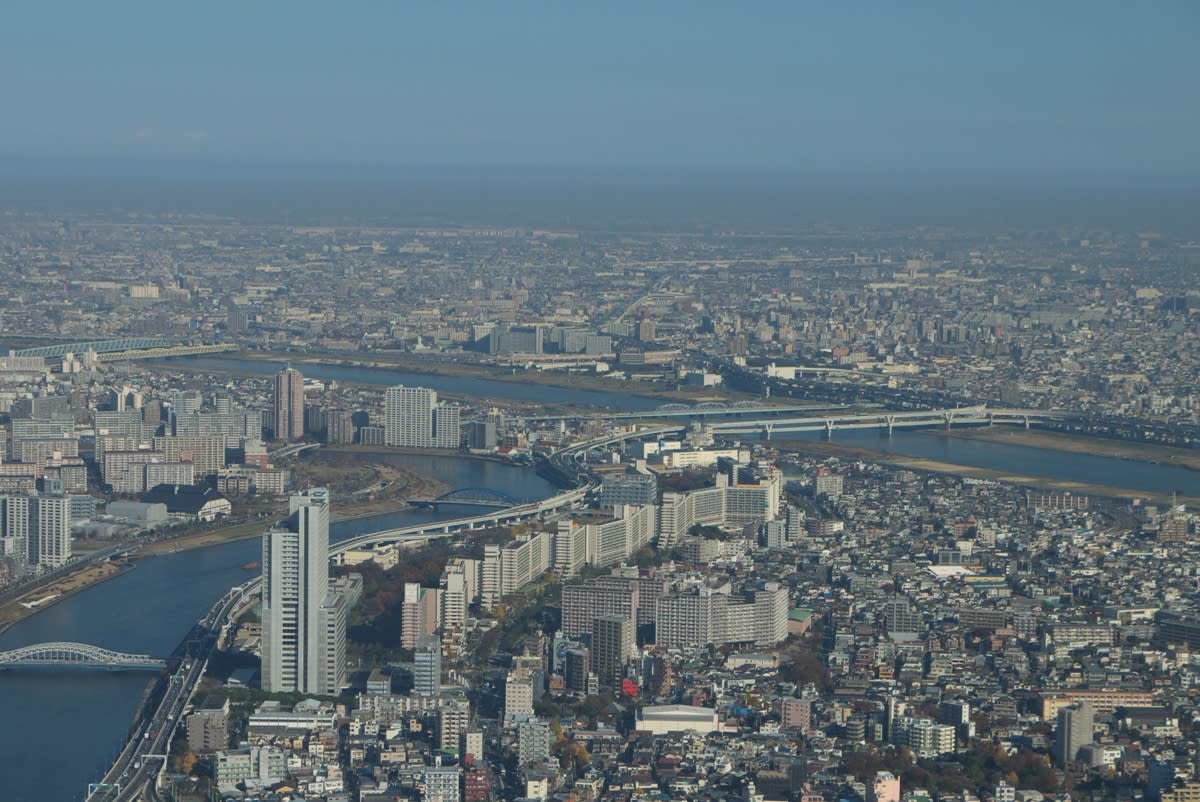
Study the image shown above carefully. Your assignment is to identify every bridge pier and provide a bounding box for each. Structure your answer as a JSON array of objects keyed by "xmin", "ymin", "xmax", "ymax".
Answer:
[
  {"xmin": 1023, "ymin": 415, "xmax": 1030, "ymax": 429},
  {"xmin": 943, "ymin": 411, "xmax": 955, "ymax": 430},
  {"xmin": 823, "ymin": 419, "xmax": 834, "ymax": 440},
  {"xmin": 761, "ymin": 423, "xmax": 773, "ymax": 440},
  {"xmin": 885, "ymin": 415, "xmax": 895, "ymax": 436}
]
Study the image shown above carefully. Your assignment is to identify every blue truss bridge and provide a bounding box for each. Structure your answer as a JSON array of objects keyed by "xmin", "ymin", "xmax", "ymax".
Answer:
[
  {"xmin": 407, "ymin": 487, "xmax": 526, "ymax": 511},
  {"xmin": 0, "ymin": 642, "xmax": 166, "ymax": 672}
]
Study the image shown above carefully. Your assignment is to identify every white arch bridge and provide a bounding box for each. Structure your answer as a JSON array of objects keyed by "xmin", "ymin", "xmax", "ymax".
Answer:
[{"xmin": 0, "ymin": 642, "xmax": 166, "ymax": 672}]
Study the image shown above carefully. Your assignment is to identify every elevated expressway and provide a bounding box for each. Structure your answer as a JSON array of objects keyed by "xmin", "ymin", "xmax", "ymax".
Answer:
[
  {"xmin": 705, "ymin": 405, "xmax": 1073, "ymax": 438},
  {"xmin": 86, "ymin": 424, "xmax": 676, "ymax": 800},
  {"xmin": 88, "ymin": 406, "xmax": 1070, "ymax": 797}
]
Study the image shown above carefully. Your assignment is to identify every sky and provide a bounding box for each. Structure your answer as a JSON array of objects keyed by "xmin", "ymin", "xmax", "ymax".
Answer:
[{"xmin": 1, "ymin": 1, "xmax": 1197, "ymax": 174}]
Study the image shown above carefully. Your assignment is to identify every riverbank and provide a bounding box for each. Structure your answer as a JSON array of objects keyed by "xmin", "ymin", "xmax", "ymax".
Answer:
[
  {"xmin": 944, "ymin": 427, "xmax": 1200, "ymax": 471},
  {"xmin": 323, "ymin": 443, "xmax": 507, "ymax": 460},
  {"xmin": 0, "ymin": 559, "xmax": 134, "ymax": 636},
  {"xmin": 774, "ymin": 438, "xmax": 1200, "ymax": 507},
  {"xmin": 138, "ymin": 471, "xmax": 449, "ymax": 557},
  {"xmin": 155, "ymin": 348, "xmax": 780, "ymax": 407},
  {"xmin": 0, "ymin": 458, "xmax": 451, "ymax": 634}
]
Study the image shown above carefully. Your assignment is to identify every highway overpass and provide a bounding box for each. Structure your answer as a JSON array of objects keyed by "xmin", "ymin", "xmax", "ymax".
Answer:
[{"xmin": 705, "ymin": 405, "xmax": 1074, "ymax": 437}]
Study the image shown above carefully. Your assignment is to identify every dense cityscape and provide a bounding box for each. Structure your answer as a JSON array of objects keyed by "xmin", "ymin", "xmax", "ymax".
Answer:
[
  {"xmin": 0, "ymin": 206, "xmax": 1197, "ymax": 802},
  {"xmin": 2, "ymin": 4, "xmax": 1198, "ymax": 802}
]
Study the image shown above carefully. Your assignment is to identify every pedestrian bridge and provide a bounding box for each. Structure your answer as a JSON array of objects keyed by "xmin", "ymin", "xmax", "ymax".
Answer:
[{"xmin": 0, "ymin": 642, "xmax": 166, "ymax": 672}]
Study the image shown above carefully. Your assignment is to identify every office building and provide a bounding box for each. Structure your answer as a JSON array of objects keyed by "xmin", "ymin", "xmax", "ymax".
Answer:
[
  {"xmin": 273, "ymin": 367, "xmax": 305, "ymax": 441},
  {"xmin": 262, "ymin": 488, "xmax": 345, "ymax": 695},
  {"xmin": 414, "ymin": 634, "xmax": 442, "ymax": 696},
  {"xmin": 467, "ymin": 420, "xmax": 496, "ymax": 450}
]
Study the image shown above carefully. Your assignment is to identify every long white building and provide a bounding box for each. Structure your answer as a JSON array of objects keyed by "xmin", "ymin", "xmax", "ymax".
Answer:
[
  {"xmin": 658, "ymin": 470, "xmax": 781, "ymax": 548},
  {"xmin": 656, "ymin": 579, "xmax": 789, "ymax": 649},
  {"xmin": 553, "ymin": 503, "xmax": 658, "ymax": 577}
]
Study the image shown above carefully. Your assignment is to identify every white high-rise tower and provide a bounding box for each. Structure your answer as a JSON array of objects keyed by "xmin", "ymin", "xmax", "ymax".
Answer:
[
  {"xmin": 384, "ymin": 385, "xmax": 460, "ymax": 448},
  {"xmin": 384, "ymin": 385, "xmax": 436, "ymax": 447},
  {"xmin": 261, "ymin": 488, "xmax": 345, "ymax": 695}
]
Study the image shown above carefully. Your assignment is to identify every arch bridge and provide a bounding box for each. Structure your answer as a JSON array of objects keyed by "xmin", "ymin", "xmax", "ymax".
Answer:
[
  {"xmin": 0, "ymin": 642, "xmax": 166, "ymax": 672},
  {"xmin": 407, "ymin": 486, "xmax": 524, "ymax": 510}
]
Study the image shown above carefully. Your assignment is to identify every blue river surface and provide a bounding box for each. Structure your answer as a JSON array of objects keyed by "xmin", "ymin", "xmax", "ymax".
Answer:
[
  {"xmin": 779, "ymin": 428, "xmax": 1200, "ymax": 497},
  {"xmin": 0, "ymin": 453, "xmax": 558, "ymax": 802},
  {"xmin": 169, "ymin": 356, "xmax": 666, "ymax": 411},
  {"xmin": 1, "ymin": 428, "xmax": 1197, "ymax": 800}
]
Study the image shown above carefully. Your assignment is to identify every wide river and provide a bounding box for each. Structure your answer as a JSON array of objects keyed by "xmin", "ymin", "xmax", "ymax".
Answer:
[
  {"xmin": 169, "ymin": 356, "xmax": 667, "ymax": 411},
  {"xmin": 0, "ymin": 453, "xmax": 559, "ymax": 802},
  {"xmin": 1, "ymin": 375, "xmax": 1198, "ymax": 800}
]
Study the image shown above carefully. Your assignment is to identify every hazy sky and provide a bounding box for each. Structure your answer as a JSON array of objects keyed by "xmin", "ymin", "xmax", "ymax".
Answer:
[{"xmin": 2, "ymin": 1, "xmax": 1197, "ymax": 172}]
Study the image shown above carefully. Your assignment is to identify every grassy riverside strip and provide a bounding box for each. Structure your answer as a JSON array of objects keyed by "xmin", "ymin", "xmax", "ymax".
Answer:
[
  {"xmin": 145, "ymin": 349, "xmax": 783, "ymax": 406},
  {"xmin": 773, "ymin": 438, "xmax": 1200, "ymax": 508},
  {"xmin": 0, "ymin": 559, "xmax": 134, "ymax": 635},
  {"xmin": 4, "ymin": 422, "xmax": 1192, "ymax": 637},
  {"xmin": 0, "ymin": 459, "xmax": 451, "ymax": 632},
  {"xmin": 942, "ymin": 426, "xmax": 1200, "ymax": 471}
]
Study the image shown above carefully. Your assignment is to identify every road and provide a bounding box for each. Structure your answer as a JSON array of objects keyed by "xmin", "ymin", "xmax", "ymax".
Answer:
[
  {"xmin": 87, "ymin": 584, "xmax": 248, "ymax": 802},
  {"xmin": 85, "ymin": 424, "xmax": 674, "ymax": 800}
]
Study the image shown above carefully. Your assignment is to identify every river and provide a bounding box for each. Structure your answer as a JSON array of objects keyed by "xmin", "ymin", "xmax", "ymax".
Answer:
[
  {"xmin": 2, "ymin": 425, "xmax": 1198, "ymax": 801},
  {"xmin": 779, "ymin": 428, "xmax": 1200, "ymax": 497},
  {"xmin": 168, "ymin": 356, "xmax": 666, "ymax": 411},
  {"xmin": 0, "ymin": 453, "xmax": 559, "ymax": 802}
]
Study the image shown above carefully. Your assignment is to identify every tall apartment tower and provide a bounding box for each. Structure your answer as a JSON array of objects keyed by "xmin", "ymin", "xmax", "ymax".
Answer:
[
  {"xmin": 273, "ymin": 367, "xmax": 305, "ymax": 441},
  {"xmin": 1055, "ymin": 701, "xmax": 1094, "ymax": 766},
  {"xmin": 384, "ymin": 385, "xmax": 435, "ymax": 447},
  {"xmin": 401, "ymin": 583, "xmax": 440, "ymax": 649},
  {"xmin": 384, "ymin": 385, "xmax": 460, "ymax": 448},
  {"xmin": 591, "ymin": 614, "xmax": 634, "ymax": 688},
  {"xmin": 262, "ymin": 488, "xmax": 345, "ymax": 695},
  {"xmin": 36, "ymin": 495, "xmax": 72, "ymax": 568}
]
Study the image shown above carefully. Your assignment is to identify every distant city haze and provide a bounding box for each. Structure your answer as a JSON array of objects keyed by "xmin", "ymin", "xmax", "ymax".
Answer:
[{"xmin": 2, "ymin": 2, "xmax": 1197, "ymax": 173}]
